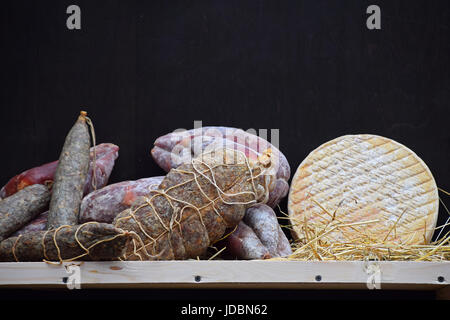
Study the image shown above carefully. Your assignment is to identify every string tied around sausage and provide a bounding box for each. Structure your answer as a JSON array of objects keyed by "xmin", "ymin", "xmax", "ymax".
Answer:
[{"xmin": 114, "ymin": 147, "xmax": 274, "ymax": 261}]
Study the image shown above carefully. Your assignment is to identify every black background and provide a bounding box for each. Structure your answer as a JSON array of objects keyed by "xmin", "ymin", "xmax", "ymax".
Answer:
[{"xmin": 1, "ymin": 1, "xmax": 449, "ymax": 300}]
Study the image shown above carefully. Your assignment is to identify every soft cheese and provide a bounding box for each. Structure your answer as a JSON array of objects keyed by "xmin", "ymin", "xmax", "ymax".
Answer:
[{"xmin": 288, "ymin": 134, "xmax": 439, "ymax": 245}]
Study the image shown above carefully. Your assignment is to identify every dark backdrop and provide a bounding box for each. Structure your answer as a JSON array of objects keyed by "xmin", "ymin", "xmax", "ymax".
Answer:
[{"xmin": 1, "ymin": 0, "xmax": 449, "ymax": 300}]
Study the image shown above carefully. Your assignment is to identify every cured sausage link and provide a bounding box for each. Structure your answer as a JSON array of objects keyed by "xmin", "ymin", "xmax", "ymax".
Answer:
[
  {"xmin": 4, "ymin": 143, "xmax": 119, "ymax": 236},
  {"xmin": 225, "ymin": 204, "xmax": 292, "ymax": 260},
  {"xmin": 0, "ymin": 222, "xmax": 130, "ymax": 262},
  {"xmin": 0, "ymin": 143, "xmax": 119, "ymax": 199},
  {"xmin": 12, "ymin": 211, "xmax": 49, "ymax": 236},
  {"xmin": 47, "ymin": 111, "xmax": 91, "ymax": 229},
  {"xmin": 151, "ymin": 127, "xmax": 290, "ymax": 207},
  {"xmin": 243, "ymin": 204, "xmax": 292, "ymax": 257},
  {"xmin": 0, "ymin": 161, "xmax": 57, "ymax": 199},
  {"xmin": 12, "ymin": 176, "xmax": 164, "ymax": 236},
  {"xmin": 226, "ymin": 221, "xmax": 271, "ymax": 260},
  {"xmin": 0, "ymin": 184, "xmax": 51, "ymax": 241},
  {"xmin": 114, "ymin": 148, "xmax": 275, "ymax": 260},
  {"xmin": 80, "ymin": 176, "xmax": 164, "ymax": 224},
  {"xmin": 83, "ymin": 143, "xmax": 119, "ymax": 195}
]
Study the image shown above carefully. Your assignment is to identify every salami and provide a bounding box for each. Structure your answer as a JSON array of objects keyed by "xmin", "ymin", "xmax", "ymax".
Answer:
[
  {"xmin": 226, "ymin": 221, "xmax": 271, "ymax": 260},
  {"xmin": 224, "ymin": 204, "xmax": 292, "ymax": 259},
  {"xmin": 0, "ymin": 184, "xmax": 51, "ymax": 241},
  {"xmin": 12, "ymin": 211, "xmax": 48, "ymax": 236},
  {"xmin": 79, "ymin": 176, "xmax": 164, "ymax": 223},
  {"xmin": 151, "ymin": 128, "xmax": 292, "ymax": 260},
  {"xmin": 12, "ymin": 176, "xmax": 163, "ymax": 235},
  {"xmin": 0, "ymin": 222, "xmax": 130, "ymax": 262},
  {"xmin": 83, "ymin": 143, "xmax": 119, "ymax": 195},
  {"xmin": 151, "ymin": 127, "xmax": 290, "ymax": 207},
  {"xmin": 0, "ymin": 162, "xmax": 57, "ymax": 200},
  {"xmin": 114, "ymin": 148, "xmax": 275, "ymax": 260},
  {"xmin": 243, "ymin": 204, "xmax": 292, "ymax": 257},
  {"xmin": 0, "ymin": 143, "xmax": 119, "ymax": 199},
  {"xmin": 47, "ymin": 111, "xmax": 91, "ymax": 229}
]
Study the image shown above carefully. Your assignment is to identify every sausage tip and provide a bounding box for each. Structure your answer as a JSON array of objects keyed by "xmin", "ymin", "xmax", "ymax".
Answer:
[{"xmin": 80, "ymin": 111, "xmax": 88, "ymax": 119}]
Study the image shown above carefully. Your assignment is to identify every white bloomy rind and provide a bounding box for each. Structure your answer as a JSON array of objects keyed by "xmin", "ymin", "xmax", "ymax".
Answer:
[{"xmin": 288, "ymin": 134, "xmax": 439, "ymax": 244}]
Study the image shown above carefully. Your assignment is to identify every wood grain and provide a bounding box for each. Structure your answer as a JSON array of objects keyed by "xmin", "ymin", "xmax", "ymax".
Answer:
[{"xmin": 0, "ymin": 260, "xmax": 448, "ymax": 291}]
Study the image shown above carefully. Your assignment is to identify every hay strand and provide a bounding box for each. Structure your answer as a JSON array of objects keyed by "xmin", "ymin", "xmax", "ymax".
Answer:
[{"xmin": 278, "ymin": 193, "xmax": 450, "ymax": 262}]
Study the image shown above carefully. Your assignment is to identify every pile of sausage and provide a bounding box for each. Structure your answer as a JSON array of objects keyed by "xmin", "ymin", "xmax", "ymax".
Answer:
[{"xmin": 0, "ymin": 113, "xmax": 292, "ymax": 262}]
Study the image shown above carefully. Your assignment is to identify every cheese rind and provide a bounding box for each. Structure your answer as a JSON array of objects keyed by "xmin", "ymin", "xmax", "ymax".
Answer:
[{"xmin": 288, "ymin": 134, "xmax": 439, "ymax": 245}]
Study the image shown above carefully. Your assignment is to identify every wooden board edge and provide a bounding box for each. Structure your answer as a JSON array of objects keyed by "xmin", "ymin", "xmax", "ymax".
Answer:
[{"xmin": 0, "ymin": 260, "xmax": 448, "ymax": 290}]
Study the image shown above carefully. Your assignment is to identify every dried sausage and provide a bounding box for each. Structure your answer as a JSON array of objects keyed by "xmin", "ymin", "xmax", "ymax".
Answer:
[
  {"xmin": 12, "ymin": 211, "xmax": 48, "ymax": 236},
  {"xmin": 0, "ymin": 143, "xmax": 119, "ymax": 199},
  {"xmin": 79, "ymin": 176, "xmax": 164, "ymax": 223},
  {"xmin": 0, "ymin": 184, "xmax": 51, "ymax": 241},
  {"xmin": 0, "ymin": 222, "xmax": 130, "ymax": 262},
  {"xmin": 151, "ymin": 127, "xmax": 290, "ymax": 207},
  {"xmin": 47, "ymin": 111, "xmax": 91, "ymax": 228},
  {"xmin": 114, "ymin": 148, "xmax": 275, "ymax": 260},
  {"xmin": 224, "ymin": 204, "xmax": 292, "ymax": 259}
]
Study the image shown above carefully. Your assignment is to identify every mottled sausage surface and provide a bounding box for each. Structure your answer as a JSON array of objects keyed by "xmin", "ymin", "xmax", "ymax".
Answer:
[
  {"xmin": 244, "ymin": 204, "xmax": 292, "ymax": 257},
  {"xmin": 8, "ymin": 143, "xmax": 119, "ymax": 235},
  {"xmin": 47, "ymin": 111, "xmax": 91, "ymax": 229},
  {"xmin": 226, "ymin": 221, "xmax": 271, "ymax": 260},
  {"xmin": 83, "ymin": 143, "xmax": 119, "ymax": 195},
  {"xmin": 13, "ymin": 175, "xmax": 161, "ymax": 235},
  {"xmin": 151, "ymin": 127, "xmax": 290, "ymax": 207},
  {"xmin": 12, "ymin": 211, "xmax": 48, "ymax": 236},
  {"xmin": 0, "ymin": 184, "xmax": 51, "ymax": 241},
  {"xmin": 0, "ymin": 161, "xmax": 57, "ymax": 200},
  {"xmin": 0, "ymin": 223, "xmax": 130, "ymax": 262},
  {"xmin": 114, "ymin": 148, "xmax": 275, "ymax": 260},
  {"xmin": 79, "ymin": 176, "xmax": 164, "ymax": 223},
  {"xmin": 225, "ymin": 204, "xmax": 292, "ymax": 259},
  {"xmin": 0, "ymin": 143, "xmax": 119, "ymax": 199}
]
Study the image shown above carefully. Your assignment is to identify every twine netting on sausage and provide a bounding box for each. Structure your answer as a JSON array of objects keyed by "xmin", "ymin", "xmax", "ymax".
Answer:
[
  {"xmin": 7, "ymin": 222, "xmax": 130, "ymax": 263},
  {"xmin": 114, "ymin": 148, "xmax": 275, "ymax": 261},
  {"xmin": 85, "ymin": 115, "xmax": 98, "ymax": 191}
]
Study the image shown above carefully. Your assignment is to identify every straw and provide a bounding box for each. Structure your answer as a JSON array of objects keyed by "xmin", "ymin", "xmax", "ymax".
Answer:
[{"xmin": 275, "ymin": 190, "xmax": 450, "ymax": 262}]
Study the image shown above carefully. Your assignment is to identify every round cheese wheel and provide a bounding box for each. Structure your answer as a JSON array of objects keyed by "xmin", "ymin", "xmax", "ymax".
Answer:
[{"xmin": 288, "ymin": 134, "xmax": 439, "ymax": 245}]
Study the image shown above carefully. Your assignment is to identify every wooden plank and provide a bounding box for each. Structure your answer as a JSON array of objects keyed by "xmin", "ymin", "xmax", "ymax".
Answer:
[{"xmin": 0, "ymin": 260, "xmax": 448, "ymax": 290}]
